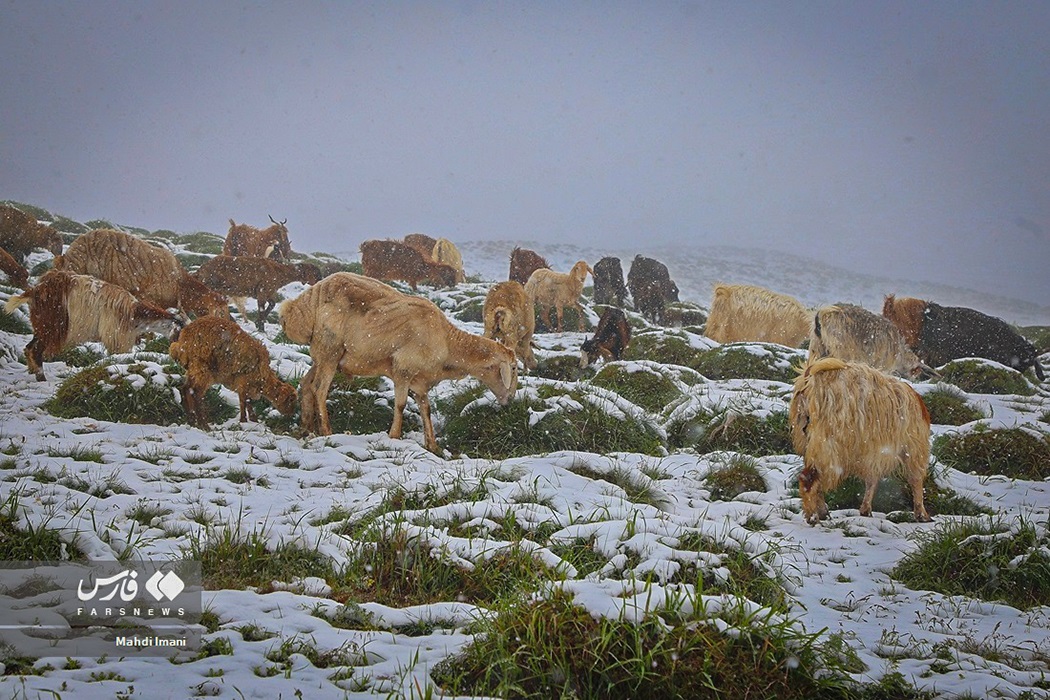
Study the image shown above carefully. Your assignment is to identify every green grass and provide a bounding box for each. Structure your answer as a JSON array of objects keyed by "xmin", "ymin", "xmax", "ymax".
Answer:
[
  {"xmin": 932, "ymin": 426, "xmax": 1050, "ymax": 480},
  {"xmin": 921, "ymin": 386, "xmax": 985, "ymax": 426},
  {"xmin": 936, "ymin": 359, "xmax": 1036, "ymax": 396},
  {"xmin": 892, "ymin": 518, "xmax": 1050, "ymax": 610},
  {"xmin": 623, "ymin": 332, "xmax": 704, "ymax": 368},
  {"xmin": 0, "ymin": 490, "xmax": 84, "ymax": 560},
  {"xmin": 591, "ymin": 363, "xmax": 684, "ymax": 413},
  {"xmin": 702, "ymin": 454, "xmax": 767, "ymax": 501},
  {"xmin": 668, "ymin": 409, "xmax": 793, "ymax": 457},
  {"xmin": 187, "ymin": 526, "xmax": 334, "ymax": 592},
  {"xmin": 0, "ymin": 308, "xmax": 32, "ymax": 335},
  {"xmin": 692, "ymin": 343, "xmax": 801, "ymax": 383}
]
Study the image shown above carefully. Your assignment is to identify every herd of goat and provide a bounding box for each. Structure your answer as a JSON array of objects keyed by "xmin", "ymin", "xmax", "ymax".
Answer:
[{"xmin": 0, "ymin": 203, "xmax": 1045, "ymax": 524}]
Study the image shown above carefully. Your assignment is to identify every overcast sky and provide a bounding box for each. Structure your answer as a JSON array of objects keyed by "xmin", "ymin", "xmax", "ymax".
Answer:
[{"xmin": 1, "ymin": 1, "xmax": 1047, "ymax": 304}]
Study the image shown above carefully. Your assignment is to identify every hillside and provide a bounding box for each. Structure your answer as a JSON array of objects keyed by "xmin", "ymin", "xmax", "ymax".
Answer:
[{"xmin": 0, "ymin": 206, "xmax": 1048, "ymax": 699}]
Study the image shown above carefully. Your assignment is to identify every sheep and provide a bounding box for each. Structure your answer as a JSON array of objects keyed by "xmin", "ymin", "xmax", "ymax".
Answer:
[
  {"xmin": 224, "ymin": 216, "xmax": 292, "ymax": 261},
  {"xmin": 5, "ymin": 270, "xmax": 181, "ymax": 381},
  {"xmin": 0, "ymin": 248, "xmax": 29, "ymax": 288},
  {"xmin": 279, "ymin": 272, "xmax": 517, "ymax": 452},
  {"xmin": 524, "ymin": 260, "xmax": 593, "ymax": 332},
  {"xmin": 0, "ymin": 204, "xmax": 64, "ymax": 264},
  {"xmin": 194, "ymin": 255, "xmax": 322, "ymax": 330},
  {"xmin": 883, "ymin": 295, "xmax": 1044, "ymax": 381},
  {"xmin": 483, "ymin": 280, "xmax": 537, "ymax": 370},
  {"xmin": 360, "ymin": 239, "xmax": 458, "ymax": 290},
  {"xmin": 704, "ymin": 284, "xmax": 811, "ymax": 347},
  {"xmin": 810, "ymin": 303, "xmax": 929, "ymax": 378},
  {"xmin": 509, "ymin": 246, "xmax": 550, "ymax": 285},
  {"xmin": 627, "ymin": 255, "xmax": 679, "ymax": 325},
  {"xmin": 54, "ymin": 228, "xmax": 229, "ymax": 318},
  {"xmin": 403, "ymin": 233, "xmax": 439, "ymax": 259},
  {"xmin": 790, "ymin": 356, "xmax": 932, "ymax": 524},
  {"xmin": 580, "ymin": 307, "xmax": 631, "ymax": 368},
  {"xmin": 432, "ymin": 238, "xmax": 466, "ymax": 283},
  {"xmin": 168, "ymin": 315, "xmax": 297, "ymax": 428}
]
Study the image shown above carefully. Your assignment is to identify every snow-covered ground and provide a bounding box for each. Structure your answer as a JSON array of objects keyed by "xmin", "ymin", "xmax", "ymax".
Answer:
[{"xmin": 0, "ymin": 236, "xmax": 1048, "ymax": 699}]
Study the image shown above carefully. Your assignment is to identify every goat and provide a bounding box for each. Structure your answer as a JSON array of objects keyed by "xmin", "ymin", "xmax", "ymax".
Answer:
[
  {"xmin": 810, "ymin": 303, "xmax": 930, "ymax": 378},
  {"xmin": 483, "ymin": 281, "xmax": 537, "ymax": 370},
  {"xmin": 580, "ymin": 307, "xmax": 631, "ymax": 368},
  {"xmin": 5, "ymin": 270, "xmax": 181, "ymax": 381},
  {"xmin": 432, "ymin": 238, "xmax": 466, "ymax": 283},
  {"xmin": 360, "ymin": 239, "xmax": 458, "ymax": 290},
  {"xmin": 55, "ymin": 229, "xmax": 229, "ymax": 319},
  {"xmin": 0, "ymin": 204, "xmax": 64, "ymax": 264},
  {"xmin": 0, "ymin": 248, "xmax": 29, "ymax": 288},
  {"xmin": 194, "ymin": 255, "xmax": 322, "ymax": 330},
  {"xmin": 525, "ymin": 260, "xmax": 593, "ymax": 332},
  {"xmin": 790, "ymin": 356, "xmax": 932, "ymax": 524},
  {"xmin": 403, "ymin": 233, "xmax": 438, "ymax": 259},
  {"xmin": 509, "ymin": 246, "xmax": 550, "ymax": 286},
  {"xmin": 883, "ymin": 295, "xmax": 1044, "ymax": 381},
  {"xmin": 168, "ymin": 315, "xmax": 297, "ymax": 428},
  {"xmin": 279, "ymin": 272, "xmax": 517, "ymax": 452},
  {"xmin": 704, "ymin": 284, "xmax": 811, "ymax": 347},
  {"xmin": 592, "ymin": 256, "xmax": 629, "ymax": 307},
  {"xmin": 627, "ymin": 255, "xmax": 679, "ymax": 325},
  {"xmin": 224, "ymin": 216, "xmax": 292, "ymax": 261}
]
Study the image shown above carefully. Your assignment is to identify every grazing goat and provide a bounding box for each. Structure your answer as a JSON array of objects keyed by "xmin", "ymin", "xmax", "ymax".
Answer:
[
  {"xmin": 593, "ymin": 256, "xmax": 629, "ymax": 307},
  {"xmin": 195, "ymin": 255, "xmax": 322, "ymax": 330},
  {"xmin": 403, "ymin": 233, "xmax": 438, "ymax": 259},
  {"xmin": 280, "ymin": 272, "xmax": 517, "ymax": 452},
  {"xmin": 360, "ymin": 239, "xmax": 458, "ymax": 290},
  {"xmin": 0, "ymin": 204, "xmax": 64, "ymax": 264},
  {"xmin": 224, "ymin": 216, "xmax": 291, "ymax": 261},
  {"xmin": 790, "ymin": 356, "xmax": 932, "ymax": 524},
  {"xmin": 0, "ymin": 248, "xmax": 29, "ymax": 288},
  {"xmin": 627, "ymin": 255, "xmax": 679, "ymax": 325},
  {"xmin": 525, "ymin": 260, "xmax": 593, "ymax": 332},
  {"xmin": 433, "ymin": 238, "xmax": 466, "ymax": 283},
  {"xmin": 56, "ymin": 229, "xmax": 229, "ymax": 318},
  {"xmin": 704, "ymin": 284, "xmax": 811, "ymax": 347},
  {"xmin": 883, "ymin": 295, "xmax": 1045, "ymax": 381},
  {"xmin": 580, "ymin": 307, "xmax": 631, "ymax": 368},
  {"xmin": 810, "ymin": 303, "xmax": 928, "ymax": 378},
  {"xmin": 168, "ymin": 315, "xmax": 297, "ymax": 428},
  {"xmin": 483, "ymin": 281, "xmax": 537, "ymax": 370},
  {"xmin": 509, "ymin": 246, "xmax": 550, "ymax": 285},
  {"xmin": 5, "ymin": 270, "xmax": 181, "ymax": 381}
]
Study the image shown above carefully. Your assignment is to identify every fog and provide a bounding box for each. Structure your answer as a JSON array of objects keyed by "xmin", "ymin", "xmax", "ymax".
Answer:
[{"xmin": 2, "ymin": 1, "xmax": 1047, "ymax": 304}]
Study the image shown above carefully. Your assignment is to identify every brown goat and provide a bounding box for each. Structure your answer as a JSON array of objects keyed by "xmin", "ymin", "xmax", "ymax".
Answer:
[
  {"xmin": 5, "ymin": 270, "xmax": 181, "ymax": 381},
  {"xmin": 0, "ymin": 248, "xmax": 29, "ymax": 288},
  {"xmin": 509, "ymin": 246, "xmax": 550, "ymax": 285},
  {"xmin": 525, "ymin": 260, "xmax": 592, "ymax": 332},
  {"xmin": 403, "ymin": 233, "xmax": 439, "ymax": 259},
  {"xmin": 360, "ymin": 239, "xmax": 458, "ymax": 290},
  {"xmin": 483, "ymin": 281, "xmax": 537, "ymax": 370},
  {"xmin": 280, "ymin": 272, "xmax": 517, "ymax": 452},
  {"xmin": 195, "ymin": 255, "xmax": 322, "ymax": 330},
  {"xmin": 881, "ymin": 294, "xmax": 926, "ymax": 349},
  {"xmin": 790, "ymin": 356, "xmax": 932, "ymax": 524},
  {"xmin": 704, "ymin": 284, "xmax": 811, "ymax": 347},
  {"xmin": 224, "ymin": 216, "xmax": 292, "ymax": 261},
  {"xmin": 580, "ymin": 307, "xmax": 631, "ymax": 367},
  {"xmin": 55, "ymin": 229, "xmax": 229, "ymax": 319},
  {"xmin": 169, "ymin": 315, "xmax": 296, "ymax": 428},
  {"xmin": 0, "ymin": 204, "xmax": 64, "ymax": 263}
]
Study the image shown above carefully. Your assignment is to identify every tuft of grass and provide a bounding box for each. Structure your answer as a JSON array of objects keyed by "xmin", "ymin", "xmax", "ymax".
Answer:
[
  {"xmin": 126, "ymin": 501, "xmax": 173, "ymax": 527},
  {"xmin": 441, "ymin": 384, "xmax": 665, "ymax": 458},
  {"xmin": 591, "ymin": 363, "xmax": 683, "ymax": 413},
  {"xmin": 0, "ymin": 490, "xmax": 84, "ymax": 560},
  {"xmin": 47, "ymin": 360, "xmax": 236, "ymax": 426},
  {"xmin": 533, "ymin": 354, "xmax": 590, "ymax": 382},
  {"xmin": 433, "ymin": 587, "xmax": 864, "ymax": 700},
  {"xmin": 186, "ymin": 527, "xmax": 334, "ymax": 591},
  {"xmin": 623, "ymin": 332, "xmax": 704, "ymax": 369},
  {"xmin": 921, "ymin": 386, "xmax": 985, "ymax": 426},
  {"xmin": 892, "ymin": 518, "xmax": 1050, "ymax": 610},
  {"xmin": 703, "ymin": 454, "xmax": 767, "ymax": 501},
  {"xmin": 692, "ymin": 344, "xmax": 800, "ymax": 383},
  {"xmin": 55, "ymin": 345, "xmax": 106, "ymax": 368},
  {"xmin": 932, "ymin": 426, "xmax": 1050, "ymax": 480},
  {"xmin": 0, "ymin": 308, "xmax": 32, "ymax": 335},
  {"xmin": 936, "ymin": 359, "xmax": 1035, "ymax": 396},
  {"xmin": 669, "ymin": 409, "xmax": 793, "ymax": 457}
]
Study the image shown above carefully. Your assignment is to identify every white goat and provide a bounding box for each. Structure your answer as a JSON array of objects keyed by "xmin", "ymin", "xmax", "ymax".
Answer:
[{"xmin": 524, "ymin": 260, "xmax": 592, "ymax": 332}]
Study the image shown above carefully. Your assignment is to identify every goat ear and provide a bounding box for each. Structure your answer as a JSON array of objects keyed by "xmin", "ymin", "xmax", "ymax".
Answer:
[{"xmin": 500, "ymin": 361, "xmax": 513, "ymax": 389}]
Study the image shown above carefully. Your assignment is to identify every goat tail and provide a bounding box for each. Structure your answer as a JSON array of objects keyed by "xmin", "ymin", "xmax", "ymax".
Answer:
[{"xmin": 4, "ymin": 292, "xmax": 30, "ymax": 314}]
